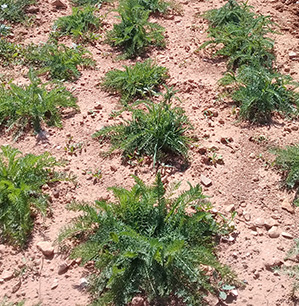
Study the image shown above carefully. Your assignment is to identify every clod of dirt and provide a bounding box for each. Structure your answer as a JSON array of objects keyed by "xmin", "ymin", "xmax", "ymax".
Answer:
[
  {"xmin": 51, "ymin": 0, "xmax": 67, "ymax": 9},
  {"xmin": 37, "ymin": 241, "xmax": 54, "ymax": 257},
  {"xmin": 58, "ymin": 262, "xmax": 69, "ymax": 275}
]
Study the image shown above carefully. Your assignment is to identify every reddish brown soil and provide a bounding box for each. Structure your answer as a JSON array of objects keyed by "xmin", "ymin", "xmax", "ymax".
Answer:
[{"xmin": 0, "ymin": 0, "xmax": 299, "ymax": 305}]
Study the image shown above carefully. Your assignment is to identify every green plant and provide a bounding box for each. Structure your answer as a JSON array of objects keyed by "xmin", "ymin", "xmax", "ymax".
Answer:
[
  {"xmin": 102, "ymin": 59, "xmax": 169, "ymax": 104},
  {"xmin": 200, "ymin": 0, "xmax": 276, "ymax": 70},
  {"xmin": 92, "ymin": 97, "xmax": 192, "ymax": 166},
  {"xmin": 0, "ymin": 70, "xmax": 78, "ymax": 139},
  {"xmin": 0, "ymin": 38, "xmax": 24, "ymax": 66},
  {"xmin": 0, "ymin": 0, "xmax": 35, "ymax": 22},
  {"xmin": 59, "ymin": 173, "xmax": 235, "ymax": 305},
  {"xmin": 64, "ymin": 135, "xmax": 85, "ymax": 156},
  {"xmin": 26, "ymin": 42, "xmax": 95, "ymax": 81},
  {"xmin": 219, "ymin": 66, "xmax": 299, "ymax": 122},
  {"xmin": 0, "ymin": 23, "xmax": 10, "ymax": 35},
  {"xmin": 136, "ymin": 0, "xmax": 169, "ymax": 13},
  {"xmin": 71, "ymin": 0, "xmax": 103, "ymax": 6},
  {"xmin": 52, "ymin": 5, "xmax": 101, "ymax": 42},
  {"xmin": 0, "ymin": 145, "xmax": 63, "ymax": 246},
  {"xmin": 106, "ymin": 0, "xmax": 165, "ymax": 58},
  {"xmin": 273, "ymin": 144, "xmax": 299, "ymax": 201}
]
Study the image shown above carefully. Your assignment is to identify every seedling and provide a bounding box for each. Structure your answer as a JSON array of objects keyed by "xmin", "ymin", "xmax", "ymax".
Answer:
[{"xmin": 64, "ymin": 135, "xmax": 85, "ymax": 156}]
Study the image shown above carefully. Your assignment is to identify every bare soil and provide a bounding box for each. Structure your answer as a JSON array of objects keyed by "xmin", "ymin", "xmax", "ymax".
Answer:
[{"xmin": 0, "ymin": 0, "xmax": 299, "ymax": 305}]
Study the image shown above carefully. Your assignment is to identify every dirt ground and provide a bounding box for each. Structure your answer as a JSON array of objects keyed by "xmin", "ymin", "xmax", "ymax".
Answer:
[{"xmin": 0, "ymin": 0, "xmax": 299, "ymax": 305}]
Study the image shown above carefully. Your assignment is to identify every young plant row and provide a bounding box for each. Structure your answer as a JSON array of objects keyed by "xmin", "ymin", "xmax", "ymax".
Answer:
[{"xmin": 201, "ymin": 0, "xmax": 299, "ymax": 123}]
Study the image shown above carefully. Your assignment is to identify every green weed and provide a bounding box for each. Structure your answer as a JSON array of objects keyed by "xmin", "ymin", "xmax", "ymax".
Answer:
[
  {"xmin": 71, "ymin": 0, "xmax": 103, "ymax": 6},
  {"xmin": 106, "ymin": 0, "xmax": 165, "ymax": 58},
  {"xmin": 26, "ymin": 43, "xmax": 95, "ymax": 81},
  {"xmin": 136, "ymin": 0, "xmax": 169, "ymax": 14},
  {"xmin": 0, "ymin": 23, "xmax": 10, "ymax": 35},
  {"xmin": 0, "ymin": 145, "xmax": 63, "ymax": 246},
  {"xmin": 59, "ymin": 173, "xmax": 235, "ymax": 305},
  {"xmin": 0, "ymin": 70, "xmax": 78, "ymax": 139},
  {"xmin": 52, "ymin": 5, "xmax": 101, "ymax": 42},
  {"xmin": 219, "ymin": 66, "xmax": 299, "ymax": 123},
  {"xmin": 101, "ymin": 59, "xmax": 169, "ymax": 104},
  {"xmin": 0, "ymin": 40, "xmax": 95, "ymax": 80},
  {"xmin": 0, "ymin": 0, "xmax": 35, "ymax": 23},
  {"xmin": 273, "ymin": 144, "xmax": 299, "ymax": 198},
  {"xmin": 92, "ymin": 96, "xmax": 192, "ymax": 166}
]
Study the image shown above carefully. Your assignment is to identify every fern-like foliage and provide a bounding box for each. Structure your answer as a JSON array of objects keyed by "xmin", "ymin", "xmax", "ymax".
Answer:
[
  {"xmin": 92, "ymin": 98, "xmax": 192, "ymax": 165},
  {"xmin": 26, "ymin": 43, "xmax": 95, "ymax": 81},
  {"xmin": 201, "ymin": 0, "xmax": 276, "ymax": 70},
  {"xmin": 273, "ymin": 144, "xmax": 299, "ymax": 191},
  {"xmin": 0, "ymin": 0, "xmax": 35, "ymax": 23},
  {"xmin": 0, "ymin": 40, "xmax": 95, "ymax": 80},
  {"xmin": 52, "ymin": 5, "xmax": 101, "ymax": 42},
  {"xmin": 59, "ymin": 174, "xmax": 235, "ymax": 305},
  {"xmin": 106, "ymin": 0, "xmax": 165, "ymax": 58},
  {"xmin": 0, "ymin": 145, "xmax": 62, "ymax": 246},
  {"xmin": 219, "ymin": 66, "xmax": 299, "ymax": 122},
  {"xmin": 0, "ymin": 70, "xmax": 78, "ymax": 138},
  {"xmin": 102, "ymin": 59, "xmax": 169, "ymax": 104}
]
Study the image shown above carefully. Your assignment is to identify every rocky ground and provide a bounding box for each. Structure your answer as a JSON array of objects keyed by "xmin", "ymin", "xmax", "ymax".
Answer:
[{"xmin": 0, "ymin": 0, "xmax": 299, "ymax": 305}]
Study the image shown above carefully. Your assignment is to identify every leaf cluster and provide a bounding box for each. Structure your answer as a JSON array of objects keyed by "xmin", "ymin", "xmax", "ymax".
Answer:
[
  {"xmin": 0, "ymin": 40, "xmax": 95, "ymax": 81},
  {"xmin": 0, "ymin": 145, "xmax": 62, "ymax": 246},
  {"xmin": 219, "ymin": 66, "xmax": 299, "ymax": 122},
  {"xmin": 92, "ymin": 98, "xmax": 192, "ymax": 166},
  {"xmin": 0, "ymin": 0, "xmax": 35, "ymax": 23},
  {"xmin": 0, "ymin": 70, "xmax": 78, "ymax": 138},
  {"xmin": 59, "ymin": 174, "xmax": 235, "ymax": 305},
  {"xmin": 201, "ymin": 0, "xmax": 299, "ymax": 123},
  {"xmin": 71, "ymin": 0, "xmax": 103, "ymax": 6},
  {"xmin": 102, "ymin": 59, "xmax": 169, "ymax": 104},
  {"xmin": 273, "ymin": 144, "xmax": 299, "ymax": 190},
  {"xmin": 136, "ymin": 0, "xmax": 169, "ymax": 14},
  {"xmin": 106, "ymin": 0, "xmax": 165, "ymax": 58},
  {"xmin": 52, "ymin": 5, "xmax": 101, "ymax": 42}
]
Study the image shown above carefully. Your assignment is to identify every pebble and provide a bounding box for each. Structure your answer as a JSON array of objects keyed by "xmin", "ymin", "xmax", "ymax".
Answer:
[
  {"xmin": 200, "ymin": 174, "xmax": 212, "ymax": 187},
  {"xmin": 0, "ymin": 270, "xmax": 14, "ymax": 281},
  {"xmin": 268, "ymin": 226, "xmax": 280, "ymax": 238},
  {"xmin": 281, "ymin": 199, "xmax": 294, "ymax": 214},
  {"xmin": 0, "ymin": 244, "xmax": 5, "ymax": 254},
  {"xmin": 131, "ymin": 297, "xmax": 144, "ymax": 306},
  {"xmin": 51, "ymin": 279, "xmax": 58, "ymax": 290},
  {"xmin": 225, "ymin": 204, "xmax": 235, "ymax": 213},
  {"xmin": 281, "ymin": 232, "xmax": 293, "ymax": 239},
  {"xmin": 36, "ymin": 241, "xmax": 54, "ymax": 257},
  {"xmin": 289, "ymin": 51, "xmax": 298, "ymax": 60},
  {"xmin": 58, "ymin": 262, "xmax": 69, "ymax": 275}
]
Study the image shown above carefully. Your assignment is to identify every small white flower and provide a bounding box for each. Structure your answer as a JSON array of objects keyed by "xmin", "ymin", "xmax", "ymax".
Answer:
[{"xmin": 1, "ymin": 4, "xmax": 8, "ymax": 9}]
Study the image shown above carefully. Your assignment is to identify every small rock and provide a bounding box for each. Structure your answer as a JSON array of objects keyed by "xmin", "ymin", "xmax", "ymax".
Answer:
[
  {"xmin": 281, "ymin": 198, "xmax": 294, "ymax": 214},
  {"xmin": 79, "ymin": 278, "xmax": 88, "ymax": 288},
  {"xmin": 225, "ymin": 204, "xmax": 235, "ymax": 213},
  {"xmin": 264, "ymin": 218, "xmax": 277, "ymax": 230},
  {"xmin": 231, "ymin": 289, "xmax": 238, "ymax": 297},
  {"xmin": 289, "ymin": 51, "xmax": 298, "ymax": 60},
  {"xmin": 37, "ymin": 241, "xmax": 54, "ymax": 257},
  {"xmin": 26, "ymin": 6, "xmax": 39, "ymax": 13},
  {"xmin": 244, "ymin": 214, "xmax": 251, "ymax": 221},
  {"xmin": 254, "ymin": 218, "xmax": 266, "ymax": 228},
  {"xmin": 94, "ymin": 104, "xmax": 102, "ymax": 110},
  {"xmin": 200, "ymin": 174, "xmax": 212, "ymax": 187},
  {"xmin": 1, "ymin": 270, "xmax": 14, "ymax": 281},
  {"xmin": 51, "ymin": 0, "xmax": 67, "ymax": 8},
  {"xmin": 132, "ymin": 297, "xmax": 144, "ymax": 306},
  {"xmin": 281, "ymin": 232, "xmax": 293, "ymax": 239},
  {"xmin": 110, "ymin": 165, "xmax": 117, "ymax": 172},
  {"xmin": 51, "ymin": 279, "xmax": 58, "ymax": 290},
  {"xmin": 264, "ymin": 259, "xmax": 283, "ymax": 271},
  {"xmin": 0, "ymin": 244, "xmax": 6, "ymax": 254},
  {"xmin": 268, "ymin": 226, "xmax": 280, "ymax": 238},
  {"xmin": 198, "ymin": 147, "xmax": 207, "ymax": 155},
  {"xmin": 11, "ymin": 280, "xmax": 21, "ymax": 293},
  {"xmin": 58, "ymin": 262, "xmax": 69, "ymax": 275}
]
